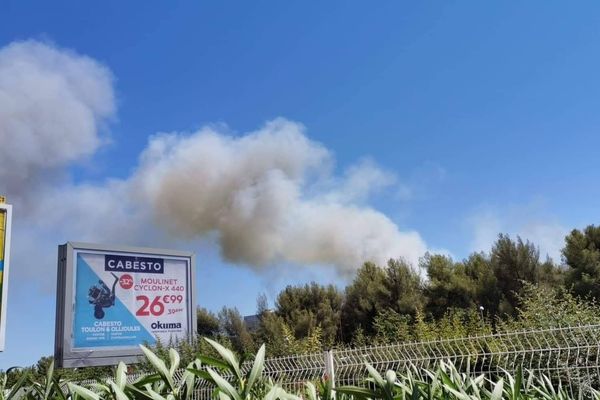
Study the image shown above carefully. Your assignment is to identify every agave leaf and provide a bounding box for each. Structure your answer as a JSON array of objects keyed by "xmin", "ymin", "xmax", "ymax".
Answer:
[
  {"xmin": 115, "ymin": 362, "xmax": 127, "ymax": 390},
  {"xmin": 6, "ymin": 370, "xmax": 30, "ymax": 400},
  {"xmin": 513, "ymin": 365, "xmax": 522, "ymax": 400},
  {"xmin": 140, "ymin": 345, "xmax": 174, "ymax": 390},
  {"xmin": 196, "ymin": 355, "xmax": 232, "ymax": 373},
  {"xmin": 124, "ymin": 384, "xmax": 155, "ymax": 400},
  {"xmin": 335, "ymin": 386, "xmax": 376, "ymax": 399},
  {"xmin": 364, "ymin": 362, "xmax": 385, "ymax": 387},
  {"xmin": 217, "ymin": 393, "xmax": 231, "ymax": 400},
  {"xmin": 438, "ymin": 369, "xmax": 459, "ymax": 392},
  {"xmin": 169, "ymin": 348, "xmax": 181, "ymax": 377},
  {"xmin": 203, "ymin": 338, "xmax": 242, "ymax": 380},
  {"xmin": 490, "ymin": 378, "xmax": 504, "ymax": 400},
  {"xmin": 305, "ymin": 382, "xmax": 318, "ymax": 400},
  {"xmin": 67, "ymin": 384, "xmax": 100, "ymax": 400},
  {"xmin": 143, "ymin": 385, "xmax": 169, "ymax": 400},
  {"xmin": 264, "ymin": 385, "xmax": 286, "ymax": 400},
  {"xmin": 442, "ymin": 385, "xmax": 472, "ymax": 400},
  {"xmin": 246, "ymin": 344, "xmax": 266, "ymax": 394},
  {"xmin": 186, "ymin": 368, "xmax": 212, "ymax": 381},
  {"xmin": 108, "ymin": 380, "xmax": 130, "ymax": 400},
  {"xmin": 206, "ymin": 367, "xmax": 242, "ymax": 400},
  {"xmin": 89, "ymin": 383, "xmax": 110, "ymax": 396},
  {"xmin": 44, "ymin": 360, "xmax": 55, "ymax": 400},
  {"xmin": 132, "ymin": 374, "xmax": 163, "ymax": 388},
  {"xmin": 182, "ymin": 370, "xmax": 196, "ymax": 400}
]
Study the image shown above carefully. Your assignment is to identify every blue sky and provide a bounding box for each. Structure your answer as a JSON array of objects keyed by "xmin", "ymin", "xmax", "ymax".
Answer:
[{"xmin": 1, "ymin": 1, "xmax": 600, "ymax": 367}]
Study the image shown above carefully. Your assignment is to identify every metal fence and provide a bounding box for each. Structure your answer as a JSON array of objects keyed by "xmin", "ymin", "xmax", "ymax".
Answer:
[{"xmin": 78, "ymin": 324, "xmax": 600, "ymax": 398}]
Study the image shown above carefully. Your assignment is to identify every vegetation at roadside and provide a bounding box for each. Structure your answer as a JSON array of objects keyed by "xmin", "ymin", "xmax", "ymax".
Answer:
[
  {"xmin": 7, "ymin": 224, "xmax": 600, "ymax": 385},
  {"xmin": 0, "ymin": 338, "xmax": 596, "ymax": 400}
]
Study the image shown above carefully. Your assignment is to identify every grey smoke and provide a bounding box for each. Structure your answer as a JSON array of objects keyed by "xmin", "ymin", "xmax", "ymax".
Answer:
[
  {"xmin": 131, "ymin": 119, "xmax": 428, "ymax": 273},
  {"xmin": 0, "ymin": 40, "xmax": 429, "ymax": 281},
  {"xmin": 0, "ymin": 40, "xmax": 114, "ymax": 201}
]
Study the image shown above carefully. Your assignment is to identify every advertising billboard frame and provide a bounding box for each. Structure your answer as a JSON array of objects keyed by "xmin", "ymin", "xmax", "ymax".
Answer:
[
  {"xmin": 55, "ymin": 242, "xmax": 196, "ymax": 368},
  {"xmin": 0, "ymin": 202, "xmax": 12, "ymax": 352}
]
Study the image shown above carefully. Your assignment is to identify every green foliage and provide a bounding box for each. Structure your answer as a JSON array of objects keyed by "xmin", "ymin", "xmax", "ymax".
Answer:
[
  {"xmin": 197, "ymin": 307, "xmax": 221, "ymax": 337},
  {"xmin": 490, "ymin": 234, "xmax": 541, "ymax": 316},
  {"xmin": 2, "ymin": 340, "xmax": 599, "ymax": 400},
  {"xmin": 336, "ymin": 360, "xmax": 589, "ymax": 400},
  {"xmin": 342, "ymin": 259, "xmax": 423, "ymax": 341},
  {"xmin": 275, "ymin": 283, "xmax": 342, "ymax": 347},
  {"xmin": 342, "ymin": 262, "xmax": 390, "ymax": 340},
  {"xmin": 372, "ymin": 309, "xmax": 411, "ymax": 345},
  {"xmin": 422, "ymin": 252, "xmax": 502, "ymax": 320},
  {"xmin": 218, "ymin": 307, "xmax": 256, "ymax": 355},
  {"xmin": 15, "ymin": 226, "xmax": 600, "ymax": 386},
  {"xmin": 564, "ymin": 225, "xmax": 600, "ymax": 299},
  {"xmin": 499, "ymin": 283, "xmax": 600, "ymax": 331}
]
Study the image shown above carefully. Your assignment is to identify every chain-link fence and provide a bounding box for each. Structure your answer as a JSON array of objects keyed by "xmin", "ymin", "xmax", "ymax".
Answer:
[{"xmin": 77, "ymin": 324, "xmax": 600, "ymax": 398}]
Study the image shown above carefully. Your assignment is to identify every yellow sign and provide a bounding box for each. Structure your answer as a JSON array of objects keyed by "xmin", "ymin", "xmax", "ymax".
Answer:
[{"xmin": 0, "ymin": 196, "xmax": 11, "ymax": 351}]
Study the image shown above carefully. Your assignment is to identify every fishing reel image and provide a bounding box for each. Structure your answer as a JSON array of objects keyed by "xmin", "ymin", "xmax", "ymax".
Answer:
[{"xmin": 87, "ymin": 272, "xmax": 119, "ymax": 319}]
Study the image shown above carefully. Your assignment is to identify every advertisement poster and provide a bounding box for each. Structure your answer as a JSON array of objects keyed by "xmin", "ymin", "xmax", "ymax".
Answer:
[{"xmin": 72, "ymin": 251, "xmax": 190, "ymax": 349}]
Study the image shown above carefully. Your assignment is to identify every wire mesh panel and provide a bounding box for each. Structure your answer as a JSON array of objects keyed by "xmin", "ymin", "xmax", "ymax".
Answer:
[
  {"xmin": 332, "ymin": 324, "xmax": 600, "ymax": 395},
  {"xmin": 74, "ymin": 324, "xmax": 600, "ymax": 399}
]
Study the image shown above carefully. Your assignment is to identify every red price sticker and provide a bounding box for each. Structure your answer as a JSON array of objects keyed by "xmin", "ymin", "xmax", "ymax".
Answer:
[{"xmin": 119, "ymin": 274, "xmax": 134, "ymax": 289}]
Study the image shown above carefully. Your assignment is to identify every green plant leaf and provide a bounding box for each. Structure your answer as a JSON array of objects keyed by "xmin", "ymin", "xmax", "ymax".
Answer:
[
  {"xmin": 140, "ymin": 345, "xmax": 174, "ymax": 390},
  {"xmin": 246, "ymin": 344, "xmax": 265, "ymax": 394},
  {"xmin": 364, "ymin": 362, "xmax": 385, "ymax": 387},
  {"xmin": 491, "ymin": 378, "xmax": 504, "ymax": 400},
  {"xmin": 217, "ymin": 393, "xmax": 231, "ymax": 400},
  {"xmin": 108, "ymin": 380, "xmax": 130, "ymax": 400},
  {"xmin": 115, "ymin": 362, "xmax": 127, "ymax": 390},
  {"xmin": 187, "ymin": 368, "xmax": 212, "ymax": 381},
  {"xmin": 264, "ymin": 385, "xmax": 286, "ymax": 400},
  {"xmin": 169, "ymin": 348, "xmax": 180, "ymax": 377},
  {"xmin": 6, "ymin": 370, "xmax": 30, "ymax": 400},
  {"xmin": 197, "ymin": 355, "xmax": 231, "ymax": 373},
  {"xmin": 132, "ymin": 373, "xmax": 162, "ymax": 388},
  {"xmin": 43, "ymin": 360, "xmax": 55, "ymax": 400},
  {"xmin": 335, "ymin": 386, "xmax": 376, "ymax": 399},
  {"xmin": 206, "ymin": 367, "xmax": 242, "ymax": 400},
  {"xmin": 305, "ymin": 382, "xmax": 318, "ymax": 400},
  {"xmin": 67, "ymin": 384, "xmax": 100, "ymax": 400},
  {"xmin": 203, "ymin": 338, "xmax": 242, "ymax": 380}
]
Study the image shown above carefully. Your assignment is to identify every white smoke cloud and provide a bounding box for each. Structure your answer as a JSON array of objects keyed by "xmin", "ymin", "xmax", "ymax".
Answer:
[
  {"xmin": 130, "ymin": 119, "xmax": 428, "ymax": 273},
  {"xmin": 0, "ymin": 40, "xmax": 114, "ymax": 202},
  {"xmin": 468, "ymin": 205, "xmax": 568, "ymax": 262},
  {"xmin": 1, "ymin": 40, "xmax": 430, "ymax": 284}
]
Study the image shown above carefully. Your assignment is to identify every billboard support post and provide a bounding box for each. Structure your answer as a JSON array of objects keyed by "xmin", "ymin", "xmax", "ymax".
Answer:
[
  {"xmin": 55, "ymin": 242, "xmax": 196, "ymax": 368},
  {"xmin": 0, "ymin": 197, "xmax": 12, "ymax": 352}
]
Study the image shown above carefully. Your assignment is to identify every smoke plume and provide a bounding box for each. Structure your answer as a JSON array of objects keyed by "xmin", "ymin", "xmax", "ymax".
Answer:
[
  {"xmin": 130, "ymin": 119, "xmax": 428, "ymax": 273},
  {"xmin": 0, "ymin": 40, "xmax": 114, "ymax": 202},
  {"xmin": 0, "ymin": 40, "xmax": 429, "ymax": 282}
]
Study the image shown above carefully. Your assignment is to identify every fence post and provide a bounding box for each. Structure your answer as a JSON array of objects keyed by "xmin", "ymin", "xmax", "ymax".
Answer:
[{"xmin": 324, "ymin": 349, "xmax": 335, "ymax": 398}]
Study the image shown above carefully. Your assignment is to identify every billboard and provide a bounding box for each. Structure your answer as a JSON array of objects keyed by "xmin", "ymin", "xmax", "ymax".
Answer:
[
  {"xmin": 55, "ymin": 242, "xmax": 196, "ymax": 367},
  {"xmin": 0, "ymin": 197, "xmax": 12, "ymax": 352}
]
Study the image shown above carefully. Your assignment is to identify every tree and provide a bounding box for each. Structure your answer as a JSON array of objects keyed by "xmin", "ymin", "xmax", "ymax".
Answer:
[
  {"xmin": 384, "ymin": 258, "xmax": 424, "ymax": 316},
  {"xmin": 423, "ymin": 254, "xmax": 475, "ymax": 318},
  {"xmin": 422, "ymin": 253, "xmax": 499, "ymax": 318},
  {"xmin": 218, "ymin": 307, "xmax": 255, "ymax": 355},
  {"xmin": 563, "ymin": 225, "xmax": 600, "ymax": 299},
  {"xmin": 490, "ymin": 234, "xmax": 540, "ymax": 316},
  {"xmin": 341, "ymin": 262, "xmax": 389, "ymax": 341},
  {"xmin": 275, "ymin": 282, "xmax": 342, "ymax": 347},
  {"xmin": 462, "ymin": 252, "xmax": 500, "ymax": 315},
  {"xmin": 255, "ymin": 311, "xmax": 290, "ymax": 356},
  {"xmin": 197, "ymin": 307, "xmax": 220, "ymax": 337}
]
